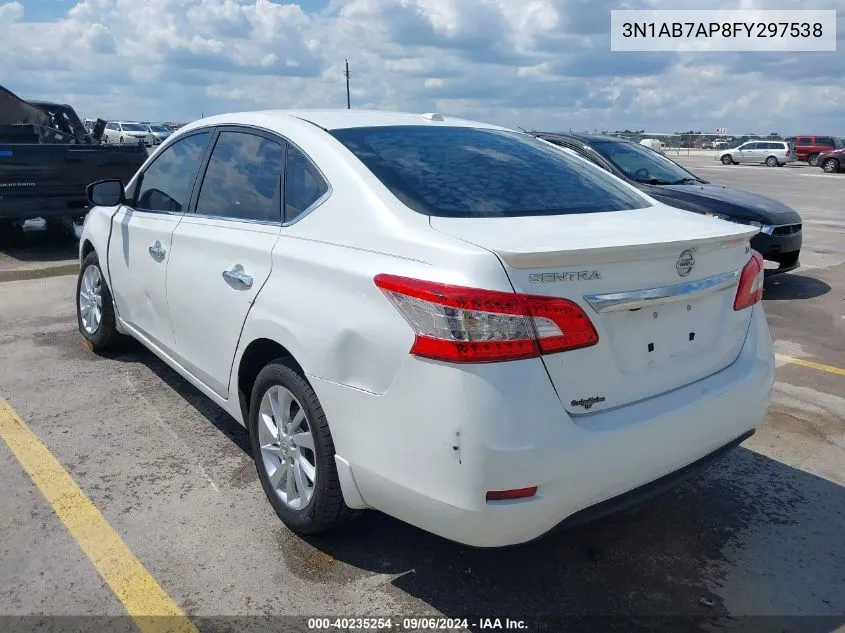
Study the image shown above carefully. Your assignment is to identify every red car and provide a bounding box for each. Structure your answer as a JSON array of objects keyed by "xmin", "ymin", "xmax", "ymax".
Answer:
[
  {"xmin": 817, "ymin": 147, "xmax": 844, "ymax": 173},
  {"xmin": 785, "ymin": 135, "xmax": 843, "ymax": 166}
]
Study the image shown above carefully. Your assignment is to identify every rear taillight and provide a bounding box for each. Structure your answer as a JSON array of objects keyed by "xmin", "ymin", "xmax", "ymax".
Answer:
[
  {"xmin": 734, "ymin": 250, "xmax": 765, "ymax": 310},
  {"xmin": 373, "ymin": 274, "xmax": 598, "ymax": 363}
]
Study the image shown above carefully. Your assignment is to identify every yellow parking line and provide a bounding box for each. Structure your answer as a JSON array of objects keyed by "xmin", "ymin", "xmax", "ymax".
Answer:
[
  {"xmin": 775, "ymin": 354, "xmax": 845, "ymax": 377},
  {"xmin": 0, "ymin": 395, "xmax": 199, "ymax": 633}
]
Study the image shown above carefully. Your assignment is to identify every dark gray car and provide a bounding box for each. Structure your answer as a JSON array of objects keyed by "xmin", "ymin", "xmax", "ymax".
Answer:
[{"xmin": 533, "ymin": 132, "xmax": 803, "ymax": 275}]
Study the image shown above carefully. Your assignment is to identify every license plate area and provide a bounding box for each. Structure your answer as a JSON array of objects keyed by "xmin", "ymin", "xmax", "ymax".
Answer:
[{"xmin": 604, "ymin": 293, "xmax": 727, "ymax": 374}]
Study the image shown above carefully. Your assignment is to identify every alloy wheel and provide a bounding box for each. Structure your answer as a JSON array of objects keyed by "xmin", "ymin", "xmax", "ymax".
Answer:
[
  {"xmin": 78, "ymin": 265, "xmax": 103, "ymax": 335},
  {"xmin": 257, "ymin": 385, "xmax": 317, "ymax": 510}
]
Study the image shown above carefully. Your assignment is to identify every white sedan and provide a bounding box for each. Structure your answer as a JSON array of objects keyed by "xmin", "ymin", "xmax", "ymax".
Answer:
[{"xmin": 77, "ymin": 110, "xmax": 774, "ymax": 547}]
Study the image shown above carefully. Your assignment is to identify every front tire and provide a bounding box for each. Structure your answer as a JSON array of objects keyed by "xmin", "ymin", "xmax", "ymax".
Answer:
[
  {"xmin": 721, "ymin": 154, "xmax": 733, "ymax": 165},
  {"xmin": 765, "ymin": 156, "xmax": 778, "ymax": 167},
  {"xmin": 249, "ymin": 360, "xmax": 356, "ymax": 535},
  {"xmin": 822, "ymin": 158, "xmax": 840, "ymax": 173},
  {"xmin": 808, "ymin": 154, "xmax": 819, "ymax": 167},
  {"xmin": 76, "ymin": 251, "xmax": 121, "ymax": 352}
]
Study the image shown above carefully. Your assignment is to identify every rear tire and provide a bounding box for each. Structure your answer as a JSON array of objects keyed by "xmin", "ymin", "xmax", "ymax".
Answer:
[
  {"xmin": 765, "ymin": 156, "xmax": 778, "ymax": 167},
  {"xmin": 808, "ymin": 154, "xmax": 819, "ymax": 167},
  {"xmin": 721, "ymin": 154, "xmax": 733, "ymax": 165},
  {"xmin": 249, "ymin": 360, "xmax": 358, "ymax": 535},
  {"xmin": 76, "ymin": 251, "xmax": 121, "ymax": 352},
  {"xmin": 822, "ymin": 158, "xmax": 840, "ymax": 173}
]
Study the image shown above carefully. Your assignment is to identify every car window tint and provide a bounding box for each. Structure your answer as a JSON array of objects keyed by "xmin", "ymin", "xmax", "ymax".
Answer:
[
  {"xmin": 817, "ymin": 137, "xmax": 834, "ymax": 146},
  {"xmin": 589, "ymin": 140, "xmax": 696, "ymax": 184},
  {"xmin": 331, "ymin": 126, "xmax": 649, "ymax": 218},
  {"xmin": 135, "ymin": 132, "xmax": 211, "ymax": 213},
  {"xmin": 284, "ymin": 145, "xmax": 328, "ymax": 222},
  {"xmin": 195, "ymin": 131, "xmax": 285, "ymax": 222},
  {"xmin": 799, "ymin": 138, "xmax": 812, "ymax": 146}
]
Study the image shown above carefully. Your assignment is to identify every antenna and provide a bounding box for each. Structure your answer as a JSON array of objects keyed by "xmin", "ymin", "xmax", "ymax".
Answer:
[{"xmin": 344, "ymin": 60, "xmax": 351, "ymax": 109}]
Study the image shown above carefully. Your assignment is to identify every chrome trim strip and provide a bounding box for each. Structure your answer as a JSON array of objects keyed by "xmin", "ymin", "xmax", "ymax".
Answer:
[{"xmin": 584, "ymin": 269, "xmax": 740, "ymax": 314}]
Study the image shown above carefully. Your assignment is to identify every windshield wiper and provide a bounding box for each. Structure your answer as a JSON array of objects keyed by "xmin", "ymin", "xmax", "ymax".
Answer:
[
  {"xmin": 634, "ymin": 177, "xmax": 674, "ymax": 185},
  {"xmin": 670, "ymin": 177, "xmax": 702, "ymax": 185}
]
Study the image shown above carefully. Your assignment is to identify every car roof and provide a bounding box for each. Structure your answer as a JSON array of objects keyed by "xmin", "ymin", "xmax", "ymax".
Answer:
[
  {"xmin": 533, "ymin": 131, "xmax": 632, "ymax": 145},
  {"xmin": 178, "ymin": 109, "xmax": 513, "ymax": 134}
]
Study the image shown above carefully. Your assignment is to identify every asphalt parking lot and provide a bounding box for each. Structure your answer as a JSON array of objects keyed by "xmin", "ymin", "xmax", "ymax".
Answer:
[{"xmin": 1, "ymin": 155, "xmax": 843, "ymax": 632}]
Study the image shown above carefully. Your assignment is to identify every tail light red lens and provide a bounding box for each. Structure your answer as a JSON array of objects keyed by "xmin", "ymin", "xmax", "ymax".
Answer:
[
  {"xmin": 373, "ymin": 274, "xmax": 598, "ymax": 363},
  {"xmin": 734, "ymin": 250, "xmax": 765, "ymax": 310}
]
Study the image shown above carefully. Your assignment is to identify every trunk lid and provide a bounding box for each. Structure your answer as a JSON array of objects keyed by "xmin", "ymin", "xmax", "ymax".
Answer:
[{"xmin": 430, "ymin": 205, "xmax": 758, "ymax": 414}]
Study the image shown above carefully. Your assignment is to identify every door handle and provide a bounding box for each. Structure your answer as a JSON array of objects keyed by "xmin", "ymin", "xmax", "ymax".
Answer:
[
  {"xmin": 222, "ymin": 265, "xmax": 253, "ymax": 289},
  {"xmin": 148, "ymin": 241, "xmax": 166, "ymax": 259}
]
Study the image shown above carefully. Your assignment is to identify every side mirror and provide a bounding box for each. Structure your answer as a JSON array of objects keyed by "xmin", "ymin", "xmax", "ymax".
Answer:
[{"xmin": 87, "ymin": 179, "xmax": 125, "ymax": 207}]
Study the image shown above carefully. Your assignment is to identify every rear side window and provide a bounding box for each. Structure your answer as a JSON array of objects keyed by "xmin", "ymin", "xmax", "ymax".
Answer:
[
  {"xmin": 195, "ymin": 131, "xmax": 285, "ymax": 223},
  {"xmin": 135, "ymin": 131, "xmax": 211, "ymax": 213},
  {"xmin": 330, "ymin": 126, "xmax": 649, "ymax": 218},
  {"xmin": 799, "ymin": 138, "xmax": 812, "ymax": 146},
  {"xmin": 284, "ymin": 145, "xmax": 329, "ymax": 222}
]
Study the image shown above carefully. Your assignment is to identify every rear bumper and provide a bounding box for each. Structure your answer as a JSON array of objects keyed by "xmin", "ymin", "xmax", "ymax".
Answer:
[
  {"xmin": 0, "ymin": 195, "xmax": 88, "ymax": 220},
  {"xmin": 313, "ymin": 305, "xmax": 774, "ymax": 547}
]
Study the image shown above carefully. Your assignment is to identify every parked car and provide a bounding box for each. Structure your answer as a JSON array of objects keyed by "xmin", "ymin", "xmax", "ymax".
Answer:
[
  {"xmin": 815, "ymin": 147, "xmax": 843, "ymax": 173},
  {"xmin": 141, "ymin": 122, "xmax": 172, "ymax": 145},
  {"xmin": 784, "ymin": 135, "xmax": 843, "ymax": 166},
  {"xmin": 533, "ymin": 132, "xmax": 802, "ymax": 275},
  {"xmin": 716, "ymin": 140, "xmax": 797, "ymax": 167},
  {"xmin": 0, "ymin": 84, "xmax": 147, "ymax": 240},
  {"xmin": 103, "ymin": 121, "xmax": 155, "ymax": 146},
  {"xmin": 77, "ymin": 111, "xmax": 774, "ymax": 547}
]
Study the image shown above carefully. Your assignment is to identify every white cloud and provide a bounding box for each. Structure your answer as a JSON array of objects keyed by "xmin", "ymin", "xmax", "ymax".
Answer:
[{"xmin": 0, "ymin": 0, "xmax": 843, "ymax": 135}]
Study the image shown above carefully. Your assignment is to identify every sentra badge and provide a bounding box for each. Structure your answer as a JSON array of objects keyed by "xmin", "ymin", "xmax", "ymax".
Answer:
[{"xmin": 529, "ymin": 271, "xmax": 601, "ymax": 283}]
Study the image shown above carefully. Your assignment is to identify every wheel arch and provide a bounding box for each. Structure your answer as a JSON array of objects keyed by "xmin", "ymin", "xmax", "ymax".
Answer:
[
  {"xmin": 80, "ymin": 239, "xmax": 96, "ymax": 261},
  {"xmin": 235, "ymin": 337, "xmax": 305, "ymax": 425}
]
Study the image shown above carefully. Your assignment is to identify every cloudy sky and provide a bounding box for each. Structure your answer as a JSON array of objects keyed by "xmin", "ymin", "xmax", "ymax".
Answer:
[{"xmin": 2, "ymin": 0, "xmax": 843, "ymax": 135}]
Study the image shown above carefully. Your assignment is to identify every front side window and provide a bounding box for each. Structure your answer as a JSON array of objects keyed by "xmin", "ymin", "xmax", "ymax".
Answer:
[
  {"xmin": 285, "ymin": 145, "xmax": 329, "ymax": 222},
  {"xmin": 195, "ymin": 131, "xmax": 285, "ymax": 223},
  {"xmin": 588, "ymin": 139, "xmax": 699, "ymax": 184},
  {"xmin": 135, "ymin": 131, "xmax": 211, "ymax": 213},
  {"xmin": 816, "ymin": 137, "xmax": 834, "ymax": 146},
  {"xmin": 330, "ymin": 126, "xmax": 649, "ymax": 217}
]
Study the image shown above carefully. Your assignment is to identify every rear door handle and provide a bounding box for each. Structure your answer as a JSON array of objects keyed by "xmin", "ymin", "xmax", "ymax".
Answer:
[
  {"xmin": 222, "ymin": 265, "xmax": 253, "ymax": 289},
  {"xmin": 148, "ymin": 241, "xmax": 166, "ymax": 260}
]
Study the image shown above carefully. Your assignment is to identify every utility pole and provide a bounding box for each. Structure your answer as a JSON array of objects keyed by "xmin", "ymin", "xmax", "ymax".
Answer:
[{"xmin": 344, "ymin": 60, "xmax": 351, "ymax": 109}]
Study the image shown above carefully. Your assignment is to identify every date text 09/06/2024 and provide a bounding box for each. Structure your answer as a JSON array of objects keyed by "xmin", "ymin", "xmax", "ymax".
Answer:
[{"xmin": 307, "ymin": 617, "xmax": 528, "ymax": 630}]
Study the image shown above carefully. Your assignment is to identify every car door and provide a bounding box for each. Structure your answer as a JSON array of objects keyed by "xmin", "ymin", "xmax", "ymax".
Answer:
[
  {"xmin": 165, "ymin": 128, "xmax": 287, "ymax": 397},
  {"xmin": 107, "ymin": 130, "xmax": 213, "ymax": 354},
  {"xmin": 735, "ymin": 142, "xmax": 755, "ymax": 163}
]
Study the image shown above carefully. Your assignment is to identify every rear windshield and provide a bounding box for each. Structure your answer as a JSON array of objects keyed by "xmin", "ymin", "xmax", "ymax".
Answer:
[{"xmin": 330, "ymin": 126, "xmax": 650, "ymax": 218}]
